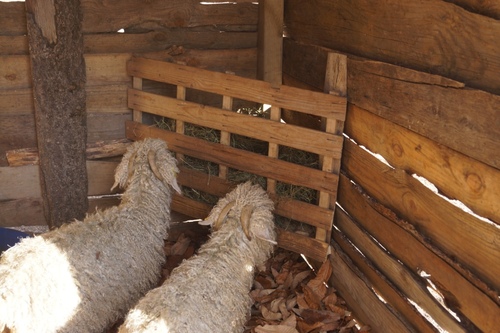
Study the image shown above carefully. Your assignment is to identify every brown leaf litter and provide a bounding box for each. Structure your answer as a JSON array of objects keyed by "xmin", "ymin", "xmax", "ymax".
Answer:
[{"xmin": 107, "ymin": 229, "xmax": 369, "ymax": 333}]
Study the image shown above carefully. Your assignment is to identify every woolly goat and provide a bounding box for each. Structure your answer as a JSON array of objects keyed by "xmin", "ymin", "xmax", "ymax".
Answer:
[
  {"xmin": 0, "ymin": 138, "xmax": 181, "ymax": 333},
  {"xmin": 119, "ymin": 181, "xmax": 276, "ymax": 333}
]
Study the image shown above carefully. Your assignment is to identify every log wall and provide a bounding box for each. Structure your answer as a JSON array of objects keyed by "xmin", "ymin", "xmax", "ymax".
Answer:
[
  {"xmin": 283, "ymin": 0, "xmax": 500, "ymax": 332},
  {"xmin": 0, "ymin": 0, "xmax": 258, "ymax": 225}
]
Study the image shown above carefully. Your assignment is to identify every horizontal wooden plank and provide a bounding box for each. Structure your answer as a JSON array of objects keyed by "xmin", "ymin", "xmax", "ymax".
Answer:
[
  {"xmin": 0, "ymin": 85, "xmax": 129, "ymax": 116},
  {"xmin": 0, "ymin": 165, "xmax": 41, "ymax": 200},
  {"xmin": 177, "ymin": 167, "xmax": 334, "ymax": 230},
  {"xmin": 329, "ymin": 243, "xmax": 413, "ymax": 332},
  {"xmin": 171, "ymin": 194, "xmax": 329, "ymax": 262},
  {"xmin": 127, "ymin": 57, "xmax": 347, "ymax": 119},
  {"xmin": 0, "ymin": 54, "xmax": 131, "ymax": 90},
  {"xmin": 128, "ymin": 89, "xmax": 344, "ymax": 159},
  {"xmin": 0, "ymin": 0, "xmax": 257, "ymax": 35},
  {"xmin": 338, "ymin": 174, "xmax": 500, "ymax": 332},
  {"xmin": 0, "ymin": 198, "xmax": 46, "ymax": 227},
  {"xmin": 0, "ymin": 2, "xmax": 25, "ymax": 36},
  {"xmin": 0, "ymin": 161, "xmax": 119, "ymax": 202},
  {"xmin": 81, "ymin": 0, "xmax": 258, "ymax": 33},
  {"xmin": 0, "ymin": 35, "xmax": 27, "ymax": 56},
  {"xmin": 84, "ymin": 30, "xmax": 257, "ymax": 54},
  {"xmin": 171, "ymin": 194, "xmax": 212, "ymax": 219},
  {"xmin": 0, "ymin": 112, "xmax": 130, "ymax": 166},
  {"xmin": 285, "ymin": 0, "xmax": 500, "ymax": 95},
  {"xmin": 277, "ymin": 228, "xmax": 329, "ymax": 262},
  {"xmin": 126, "ymin": 121, "xmax": 340, "ymax": 195},
  {"xmin": 332, "ymin": 229, "xmax": 435, "ymax": 333},
  {"xmin": 347, "ymin": 60, "xmax": 500, "ymax": 170},
  {"xmin": 1, "ymin": 31, "xmax": 257, "ymax": 56},
  {"xmin": 283, "ymin": 38, "xmax": 500, "ymax": 170},
  {"xmin": 445, "ymin": 0, "xmax": 500, "ymax": 19},
  {"xmin": 341, "ymin": 138, "xmax": 500, "ymax": 292},
  {"xmin": 346, "ymin": 104, "xmax": 500, "ymax": 224},
  {"xmin": 335, "ymin": 207, "xmax": 469, "ymax": 333},
  {"xmin": 0, "ymin": 114, "xmax": 36, "ymax": 166}
]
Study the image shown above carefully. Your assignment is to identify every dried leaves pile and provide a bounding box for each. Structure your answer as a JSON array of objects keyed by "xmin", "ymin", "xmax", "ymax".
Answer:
[
  {"xmin": 246, "ymin": 248, "xmax": 369, "ymax": 333},
  {"xmin": 163, "ymin": 232, "xmax": 369, "ymax": 333}
]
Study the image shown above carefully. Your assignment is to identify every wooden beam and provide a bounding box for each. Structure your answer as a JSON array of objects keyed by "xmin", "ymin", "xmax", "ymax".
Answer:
[
  {"xmin": 25, "ymin": 0, "xmax": 88, "ymax": 228},
  {"xmin": 257, "ymin": 0, "xmax": 283, "ymax": 87}
]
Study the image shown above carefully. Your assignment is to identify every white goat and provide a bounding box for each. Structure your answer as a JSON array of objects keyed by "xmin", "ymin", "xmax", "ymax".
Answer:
[
  {"xmin": 119, "ymin": 181, "xmax": 276, "ymax": 333},
  {"xmin": 0, "ymin": 138, "xmax": 181, "ymax": 333}
]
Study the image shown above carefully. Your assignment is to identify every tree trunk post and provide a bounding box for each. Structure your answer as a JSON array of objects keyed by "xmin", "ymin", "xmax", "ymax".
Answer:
[{"xmin": 25, "ymin": 0, "xmax": 88, "ymax": 228}]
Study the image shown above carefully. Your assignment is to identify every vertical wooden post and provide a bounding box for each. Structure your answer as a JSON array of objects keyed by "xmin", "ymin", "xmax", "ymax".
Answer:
[
  {"xmin": 257, "ymin": 0, "xmax": 284, "ymax": 87},
  {"xmin": 316, "ymin": 53, "xmax": 347, "ymax": 243},
  {"xmin": 25, "ymin": 0, "xmax": 88, "ymax": 228}
]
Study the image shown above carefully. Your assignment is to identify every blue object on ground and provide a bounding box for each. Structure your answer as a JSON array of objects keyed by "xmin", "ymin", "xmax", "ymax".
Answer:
[{"xmin": 0, "ymin": 227, "xmax": 30, "ymax": 253}]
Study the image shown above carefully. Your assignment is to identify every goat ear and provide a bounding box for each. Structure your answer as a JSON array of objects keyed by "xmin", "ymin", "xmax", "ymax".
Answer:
[
  {"xmin": 111, "ymin": 150, "xmax": 136, "ymax": 191},
  {"xmin": 251, "ymin": 220, "xmax": 276, "ymax": 245},
  {"xmin": 149, "ymin": 148, "xmax": 182, "ymax": 194}
]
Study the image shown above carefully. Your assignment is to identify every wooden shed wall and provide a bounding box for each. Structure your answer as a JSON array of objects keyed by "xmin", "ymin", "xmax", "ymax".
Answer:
[
  {"xmin": 0, "ymin": 0, "xmax": 259, "ymax": 225},
  {"xmin": 283, "ymin": 1, "xmax": 500, "ymax": 332},
  {"xmin": 0, "ymin": 0, "xmax": 499, "ymax": 332}
]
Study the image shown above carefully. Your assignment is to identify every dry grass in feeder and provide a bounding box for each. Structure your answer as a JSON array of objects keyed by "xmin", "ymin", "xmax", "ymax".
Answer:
[{"xmin": 155, "ymin": 111, "xmax": 320, "ymax": 236}]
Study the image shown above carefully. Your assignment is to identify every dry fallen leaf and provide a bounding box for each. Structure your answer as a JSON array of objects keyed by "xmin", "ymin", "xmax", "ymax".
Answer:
[
  {"xmin": 255, "ymin": 324, "xmax": 300, "ymax": 333},
  {"xmin": 169, "ymin": 233, "xmax": 191, "ymax": 255}
]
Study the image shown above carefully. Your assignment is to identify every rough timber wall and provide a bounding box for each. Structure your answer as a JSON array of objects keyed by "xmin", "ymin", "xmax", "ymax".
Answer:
[
  {"xmin": 0, "ymin": 0, "xmax": 258, "ymax": 226},
  {"xmin": 283, "ymin": 0, "xmax": 500, "ymax": 332}
]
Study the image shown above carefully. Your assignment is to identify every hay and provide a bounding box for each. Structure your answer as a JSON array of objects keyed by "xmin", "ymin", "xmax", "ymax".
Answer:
[{"xmin": 155, "ymin": 109, "xmax": 320, "ymax": 236}]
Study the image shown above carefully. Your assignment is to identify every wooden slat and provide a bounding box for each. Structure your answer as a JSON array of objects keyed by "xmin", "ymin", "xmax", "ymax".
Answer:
[
  {"xmin": 338, "ymin": 173, "xmax": 500, "ymax": 332},
  {"xmin": 177, "ymin": 167, "xmax": 334, "ymax": 230},
  {"xmin": 285, "ymin": 0, "xmax": 500, "ymax": 95},
  {"xmin": 257, "ymin": 0, "xmax": 284, "ymax": 87},
  {"xmin": 346, "ymin": 104, "xmax": 500, "ymax": 224},
  {"xmin": 125, "ymin": 121, "xmax": 339, "ymax": 195},
  {"xmin": 316, "ymin": 52, "xmax": 347, "ymax": 242},
  {"xmin": 0, "ymin": 198, "xmax": 46, "ymax": 227},
  {"xmin": 332, "ymin": 229, "xmax": 435, "ymax": 333},
  {"xmin": 128, "ymin": 89, "xmax": 343, "ymax": 159},
  {"xmin": 341, "ymin": 138, "xmax": 500, "ymax": 292},
  {"xmin": 81, "ymin": 0, "xmax": 258, "ymax": 33},
  {"xmin": 335, "ymin": 209, "xmax": 468, "ymax": 333},
  {"xmin": 283, "ymin": 38, "xmax": 500, "ymax": 170},
  {"xmin": 171, "ymin": 194, "xmax": 212, "ymax": 220},
  {"xmin": 329, "ymin": 243, "xmax": 414, "ymax": 332},
  {"xmin": 0, "ymin": 85, "xmax": 128, "ymax": 115},
  {"xmin": 127, "ymin": 57, "xmax": 347, "ymax": 119},
  {"xmin": 6, "ymin": 139, "xmax": 131, "ymax": 167},
  {"xmin": 347, "ymin": 59, "xmax": 500, "ymax": 170},
  {"xmin": 276, "ymin": 228, "xmax": 329, "ymax": 262}
]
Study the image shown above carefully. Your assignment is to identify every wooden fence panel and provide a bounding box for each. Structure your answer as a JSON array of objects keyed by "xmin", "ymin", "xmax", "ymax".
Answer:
[
  {"xmin": 125, "ymin": 57, "xmax": 347, "ymax": 262},
  {"xmin": 337, "ymin": 173, "xmax": 499, "ymax": 332},
  {"xmin": 285, "ymin": 0, "xmax": 500, "ymax": 94}
]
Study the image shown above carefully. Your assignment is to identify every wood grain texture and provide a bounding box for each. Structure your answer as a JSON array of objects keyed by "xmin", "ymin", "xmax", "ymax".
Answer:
[
  {"xmin": 347, "ymin": 59, "xmax": 500, "ymax": 170},
  {"xmin": 346, "ymin": 104, "xmax": 500, "ymax": 224},
  {"xmin": 332, "ymin": 229, "xmax": 435, "ymax": 333},
  {"xmin": 127, "ymin": 57, "xmax": 347, "ymax": 119},
  {"xmin": 125, "ymin": 121, "xmax": 339, "ymax": 195},
  {"xmin": 446, "ymin": 0, "xmax": 500, "ymax": 19},
  {"xmin": 277, "ymin": 229, "xmax": 329, "ymax": 262},
  {"xmin": 128, "ymin": 89, "xmax": 343, "ymax": 159},
  {"xmin": 336, "ymin": 208, "xmax": 468, "ymax": 333},
  {"xmin": 329, "ymin": 243, "xmax": 413, "ymax": 333},
  {"xmin": 0, "ymin": 0, "xmax": 257, "ymax": 35},
  {"xmin": 177, "ymin": 166, "xmax": 334, "ymax": 230},
  {"xmin": 285, "ymin": 0, "xmax": 500, "ymax": 94},
  {"xmin": 283, "ymin": 38, "xmax": 500, "ymax": 170},
  {"xmin": 341, "ymin": 138, "xmax": 500, "ymax": 293},
  {"xmin": 81, "ymin": 0, "xmax": 258, "ymax": 33},
  {"xmin": 337, "ymin": 174, "xmax": 500, "ymax": 332}
]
